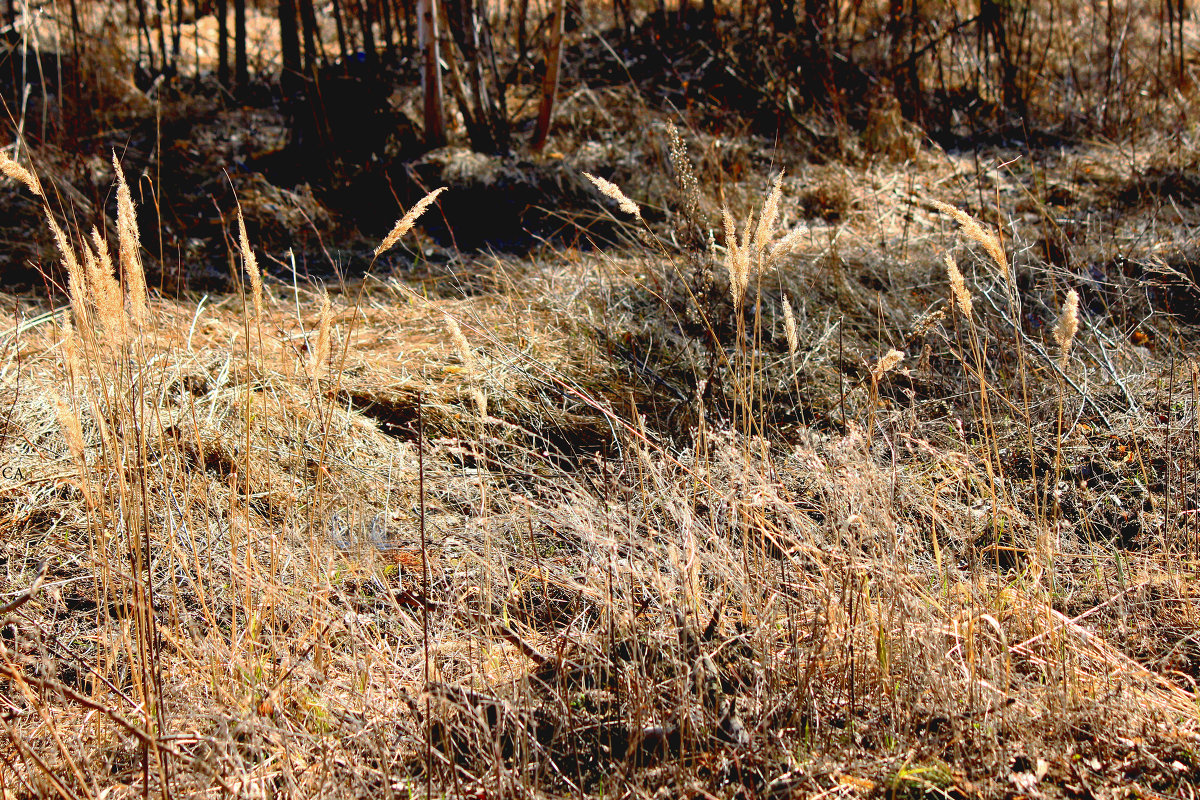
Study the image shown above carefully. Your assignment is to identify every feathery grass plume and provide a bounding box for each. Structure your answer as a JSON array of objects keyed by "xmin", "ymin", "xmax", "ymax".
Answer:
[
  {"xmin": 90, "ymin": 228, "xmax": 119, "ymax": 301},
  {"xmin": 55, "ymin": 393, "xmax": 87, "ymax": 467},
  {"xmin": 768, "ymin": 226, "xmax": 807, "ymax": 264},
  {"xmin": 722, "ymin": 208, "xmax": 737, "ymax": 255},
  {"xmin": 236, "ymin": 208, "xmax": 263, "ymax": 323},
  {"xmin": 45, "ymin": 210, "xmax": 92, "ymax": 335},
  {"xmin": 753, "ymin": 172, "xmax": 784, "ymax": 262},
  {"xmin": 59, "ymin": 318, "xmax": 80, "ymax": 383},
  {"xmin": 311, "ymin": 290, "xmax": 332, "ymax": 379},
  {"xmin": 782, "ymin": 295, "xmax": 799, "ymax": 356},
  {"xmin": 112, "ymin": 154, "xmax": 148, "ymax": 324},
  {"xmin": 872, "ymin": 349, "xmax": 905, "ymax": 381},
  {"xmin": 667, "ymin": 123, "xmax": 700, "ymax": 222},
  {"xmin": 738, "ymin": 211, "xmax": 753, "ymax": 285},
  {"xmin": 445, "ymin": 313, "xmax": 475, "ymax": 371},
  {"xmin": 81, "ymin": 235, "xmax": 123, "ymax": 339},
  {"xmin": 470, "ymin": 388, "xmax": 488, "ymax": 420},
  {"xmin": 1053, "ymin": 289, "xmax": 1079, "ymax": 368},
  {"xmin": 375, "ymin": 186, "xmax": 448, "ymax": 258},
  {"xmin": 944, "ymin": 253, "xmax": 973, "ymax": 318},
  {"xmin": 930, "ymin": 199, "xmax": 1008, "ymax": 275},
  {"xmin": 584, "ymin": 173, "xmax": 641, "ymax": 218},
  {"xmin": 0, "ymin": 148, "xmax": 42, "ymax": 196},
  {"xmin": 910, "ymin": 308, "xmax": 946, "ymax": 339},
  {"xmin": 723, "ymin": 208, "xmax": 751, "ymax": 310}
]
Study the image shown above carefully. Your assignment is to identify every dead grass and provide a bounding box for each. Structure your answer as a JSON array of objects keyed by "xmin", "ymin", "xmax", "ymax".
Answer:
[
  {"xmin": 1, "ymin": 125, "xmax": 1200, "ymax": 800},
  {"xmin": 4, "ymin": 4, "xmax": 1200, "ymax": 791}
]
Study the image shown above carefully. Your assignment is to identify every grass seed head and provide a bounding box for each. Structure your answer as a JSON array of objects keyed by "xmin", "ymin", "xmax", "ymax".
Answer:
[
  {"xmin": 445, "ymin": 313, "xmax": 475, "ymax": 372},
  {"xmin": 376, "ymin": 187, "xmax": 448, "ymax": 257},
  {"xmin": 722, "ymin": 207, "xmax": 737, "ymax": 252},
  {"xmin": 236, "ymin": 208, "xmax": 263, "ymax": 324},
  {"xmin": 59, "ymin": 317, "xmax": 80, "ymax": 382},
  {"xmin": 782, "ymin": 295, "xmax": 799, "ymax": 355},
  {"xmin": 0, "ymin": 147, "xmax": 42, "ymax": 196},
  {"xmin": 584, "ymin": 172, "xmax": 641, "ymax": 218},
  {"xmin": 931, "ymin": 199, "xmax": 1008, "ymax": 275},
  {"xmin": 471, "ymin": 388, "xmax": 488, "ymax": 420},
  {"xmin": 1053, "ymin": 289, "xmax": 1080, "ymax": 368},
  {"xmin": 872, "ymin": 349, "xmax": 905, "ymax": 381},
  {"xmin": 667, "ymin": 123, "xmax": 701, "ymax": 223},
  {"xmin": 112, "ymin": 154, "xmax": 149, "ymax": 324},
  {"xmin": 722, "ymin": 208, "xmax": 739, "ymax": 306},
  {"xmin": 46, "ymin": 210, "xmax": 92, "ymax": 336},
  {"xmin": 753, "ymin": 171, "xmax": 784, "ymax": 262},
  {"xmin": 768, "ymin": 226, "xmax": 807, "ymax": 264},
  {"xmin": 944, "ymin": 253, "xmax": 973, "ymax": 318},
  {"xmin": 311, "ymin": 290, "xmax": 332, "ymax": 379},
  {"xmin": 81, "ymin": 234, "xmax": 124, "ymax": 341},
  {"xmin": 723, "ymin": 208, "xmax": 751, "ymax": 311},
  {"xmin": 738, "ymin": 211, "xmax": 753, "ymax": 286},
  {"xmin": 54, "ymin": 393, "xmax": 87, "ymax": 468}
]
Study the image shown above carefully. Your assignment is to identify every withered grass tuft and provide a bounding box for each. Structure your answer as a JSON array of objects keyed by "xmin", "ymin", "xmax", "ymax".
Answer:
[{"xmin": 0, "ymin": 140, "xmax": 1198, "ymax": 800}]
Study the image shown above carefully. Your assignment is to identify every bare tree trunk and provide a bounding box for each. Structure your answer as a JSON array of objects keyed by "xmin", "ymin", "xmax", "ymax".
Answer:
[
  {"xmin": 65, "ymin": 0, "xmax": 82, "ymax": 138},
  {"xmin": 234, "ymin": 0, "xmax": 248, "ymax": 86},
  {"xmin": 531, "ymin": 0, "xmax": 564, "ymax": 152},
  {"xmin": 768, "ymin": 0, "xmax": 795, "ymax": 32},
  {"xmin": 217, "ymin": 0, "xmax": 229, "ymax": 85},
  {"xmin": 443, "ymin": 0, "xmax": 507, "ymax": 151},
  {"xmin": 888, "ymin": 0, "xmax": 917, "ymax": 117},
  {"xmin": 419, "ymin": 0, "xmax": 445, "ymax": 145},
  {"xmin": 803, "ymin": 0, "xmax": 835, "ymax": 112},
  {"xmin": 133, "ymin": 0, "xmax": 152, "ymax": 69},
  {"xmin": 298, "ymin": 0, "xmax": 321, "ymax": 71},
  {"xmin": 330, "ymin": 0, "xmax": 350, "ymax": 64},
  {"xmin": 1170, "ymin": 0, "xmax": 1185, "ymax": 81},
  {"xmin": 356, "ymin": 0, "xmax": 378, "ymax": 71},
  {"xmin": 172, "ymin": 0, "xmax": 183, "ymax": 69},
  {"xmin": 280, "ymin": 0, "xmax": 302, "ymax": 92},
  {"xmin": 401, "ymin": 0, "xmax": 414, "ymax": 52},
  {"xmin": 380, "ymin": 0, "xmax": 397, "ymax": 63},
  {"xmin": 154, "ymin": 0, "xmax": 168, "ymax": 71},
  {"xmin": 516, "ymin": 0, "xmax": 529, "ymax": 60},
  {"xmin": 980, "ymin": 0, "xmax": 1021, "ymax": 116},
  {"xmin": 65, "ymin": 0, "xmax": 82, "ymax": 64}
]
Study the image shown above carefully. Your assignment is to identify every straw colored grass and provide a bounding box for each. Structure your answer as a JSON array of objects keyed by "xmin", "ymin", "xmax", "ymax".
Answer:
[{"xmin": 1, "ymin": 137, "xmax": 1199, "ymax": 800}]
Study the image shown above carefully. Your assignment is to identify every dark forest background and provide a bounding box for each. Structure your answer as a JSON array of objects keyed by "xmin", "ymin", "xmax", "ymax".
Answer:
[{"xmin": 0, "ymin": 0, "xmax": 1195, "ymax": 290}]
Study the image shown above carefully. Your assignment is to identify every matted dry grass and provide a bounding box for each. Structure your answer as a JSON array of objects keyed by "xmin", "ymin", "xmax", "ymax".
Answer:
[{"xmin": 2, "ymin": 127, "xmax": 1200, "ymax": 800}]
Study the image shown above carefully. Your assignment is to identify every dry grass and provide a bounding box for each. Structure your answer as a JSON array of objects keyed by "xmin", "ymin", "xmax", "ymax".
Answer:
[
  {"xmin": 4, "ymin": 4, "xmax": 1200, "ymax": 791},
  {"xmin": 1, "ymin": 129, "xmax": 1199, "ymax": 800}
]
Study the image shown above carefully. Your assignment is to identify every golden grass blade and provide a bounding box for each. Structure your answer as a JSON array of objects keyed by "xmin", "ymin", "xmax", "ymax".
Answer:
[
  {"xmin": 112, "ymin": 154, "xmax": 149, "ymax": 324},
  {"xmin": 944, "ymin": 253, "xmax": 973, "ymax": 318},
  {"xmin": 310, "ymin": 290, "xmax": 332, "ymax": 379},
  {"xmin": 1053, "ymin": 289, "xmax": 1079, "ymax": 368},
  {"xmin": 753, "ymin": 171, "xmax": 784, "ymax": 261},
  {"xmin": 584, "ymin": 173, "xmax": 641, "ymax": 218},
  {"xmin": 45, "ymin": 210, "xmax": 92, "ymax": 335},
  {"xmin": 931, "ymin": 199, "xmax": 1008, "ymax": 275},
  {"xmin": 375, "ymin": 187, "xmax": 448, "ymax": 258},
  {"xmin": 872, "ymin": 349, "xmax": 905, "ymax": 381},
  {"xmin": 236, "ymin": 208, "xmax": 263, "ymax": 324},
  {"xmin": 782, "ymin": 295, "xmax": 798, "ymax": 356},
  {"xmin": 444, "ymin": 312, "xmax": 475, "ymax": 372},
  {"xmin": 0, "ymin": 147, "xmax": 42, "ymax": 196}
]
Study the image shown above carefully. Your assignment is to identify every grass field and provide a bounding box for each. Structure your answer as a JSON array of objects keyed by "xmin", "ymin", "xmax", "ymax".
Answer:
[{"xmin": 3, "ymin": 2, "xmax": 1200, "ymax": 797}]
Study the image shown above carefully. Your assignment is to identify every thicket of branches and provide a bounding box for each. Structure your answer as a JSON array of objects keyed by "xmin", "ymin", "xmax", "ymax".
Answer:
[{"xmin": 2, "ymin": 0, "xmax": 1192, "ymax": 156}]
